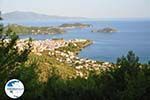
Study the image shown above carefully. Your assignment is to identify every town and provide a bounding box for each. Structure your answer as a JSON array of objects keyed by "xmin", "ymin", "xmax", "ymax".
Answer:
[{"xmin": 16, "ymin": 38, "xmax": 114, "ymax": 79}]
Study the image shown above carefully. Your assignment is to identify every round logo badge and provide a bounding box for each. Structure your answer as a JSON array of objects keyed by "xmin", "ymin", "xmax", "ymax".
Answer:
[{"xmin": 5, "ymin": 79, "xmax": 24, "ymax": 99}]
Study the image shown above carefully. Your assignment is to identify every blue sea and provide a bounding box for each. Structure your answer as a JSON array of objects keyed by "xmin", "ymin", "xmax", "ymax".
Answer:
[{"xmin": 1, "ymin": 19, "xmax": 150, "ymax": 63}]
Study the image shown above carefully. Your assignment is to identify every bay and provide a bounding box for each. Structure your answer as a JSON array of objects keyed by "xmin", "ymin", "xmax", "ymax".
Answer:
[{"xmin": 1, "ymin": 19, "xmax": 150, "ymax": 63}]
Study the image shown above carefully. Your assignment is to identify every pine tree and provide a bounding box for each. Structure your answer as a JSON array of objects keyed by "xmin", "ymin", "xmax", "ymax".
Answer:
[
  {"xmin": 0, "ymin": 14, "xmax": 31, "ymax": 98},
  {"xmin": 0, "ymin": 11, "xmax": 2, "ymax": 20}
]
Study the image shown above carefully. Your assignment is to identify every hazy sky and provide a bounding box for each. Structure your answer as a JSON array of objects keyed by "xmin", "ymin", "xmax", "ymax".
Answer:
[{"xmin": 0, "ymin": 0, "xmax": 150, "ymax": 18}]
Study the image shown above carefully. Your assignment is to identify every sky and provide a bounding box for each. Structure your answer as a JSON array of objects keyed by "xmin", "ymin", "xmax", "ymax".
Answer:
[{"xmin": 0, "ymin": 0, "xmax": 150, "ymax": 18}]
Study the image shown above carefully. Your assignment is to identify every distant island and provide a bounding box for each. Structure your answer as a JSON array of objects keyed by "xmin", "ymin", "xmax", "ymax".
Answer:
[
  {"xmin": 59, "ymin": 23, "xmax": 91, "ymax": 29},
  {"xmin": 2, "ymin": 11, "xmax": 88, "ymax": 21},
  {"xmin": 92, "ymin": 27, "xmax": 118, "ymax": 33},
  {"xmin": 5, "ymin": 23, "xmax": 91, "ymax": 34}
]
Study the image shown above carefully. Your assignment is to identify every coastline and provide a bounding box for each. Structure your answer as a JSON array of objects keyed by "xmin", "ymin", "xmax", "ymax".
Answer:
[
  {"xmin": 17, "ymin": 38, "xmax": 114, "ymax": 80},
  {"xmin": 4, "ymin": 23, "xmax": 91, "ymax": 35},
  {"xmin": 7, "ymin": 20, "xmax": 150, "ymax": 63}
]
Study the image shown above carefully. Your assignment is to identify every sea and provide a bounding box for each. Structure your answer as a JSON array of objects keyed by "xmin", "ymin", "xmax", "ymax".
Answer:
[{"xmin": 1, "ymin": 19, "xmax": 150, "ymax": 63}]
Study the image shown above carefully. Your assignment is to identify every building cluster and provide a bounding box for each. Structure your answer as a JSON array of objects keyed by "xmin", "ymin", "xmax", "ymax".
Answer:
[
  {"xmin": 16, "ymin": 39, "xmax": 67, "ymax": 53},
  {"xmin": 16, "ymin": 39, "xmax": 114, "ymax": 78},
  {"xmin": 49, "ymin": 50, "xmax": 113, "ymax": 78}
]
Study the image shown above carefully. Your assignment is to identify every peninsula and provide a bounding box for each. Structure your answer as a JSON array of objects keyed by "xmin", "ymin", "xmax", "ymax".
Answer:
[
  {"xmin": 5, "ymin": 23, "xmax": 91, "ymax": 34},
  {"xmin": 17, "ymin": 39, "xmax": 113, "ymax": 80},
  {"xmin": 5, "ymin": 24, "xmax": 66, "ymax": 34}
]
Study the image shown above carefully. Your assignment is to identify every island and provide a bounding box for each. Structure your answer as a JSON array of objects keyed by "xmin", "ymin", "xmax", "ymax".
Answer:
[
  {"xmin": 59, "ymin": 23, "xmax": 91, "ymax": 29},
  {"xmin": 92, "ymin": 27, "xmax": 117, "ymax": 33}
]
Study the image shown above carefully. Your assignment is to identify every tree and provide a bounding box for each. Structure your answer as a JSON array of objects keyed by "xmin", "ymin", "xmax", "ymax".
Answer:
[
  {"xmin": 116, "ymin": 51, "xmax": 140, "ymax": 76},
  {"xmin": 0, "ymin": 17, "xmax": 31, "ymax": 98},
  {"xmin": 0, "ymin": 11, "xmax": 1, "ymax": 19}
]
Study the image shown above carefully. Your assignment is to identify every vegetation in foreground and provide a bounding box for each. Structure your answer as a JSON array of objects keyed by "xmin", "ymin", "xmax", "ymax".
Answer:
[
  {"xmin": 4, "ymin": 51, "xmax": 150, "ymax": 100},
  {"xmin": 0, "ymin": 24, "xmax": 31, "ymax": 98},
  {"xmin": 0, "ymin": 23, "xmax": 150, "ymax": 100}
]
